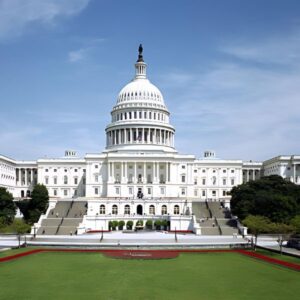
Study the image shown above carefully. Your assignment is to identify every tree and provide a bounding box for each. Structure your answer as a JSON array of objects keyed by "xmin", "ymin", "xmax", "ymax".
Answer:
[
  {"xmin": 112, "ymin": 221, "xmax": 119, "ymax": 230},
  {"xmin": 12, "ymin": 219, "xmax": 31, "ymax": 234},
  {"xmin": 270, "ymin": 222, "xmax": 295, "ymax": 254},
  {"xmin": 108, "ymin": 221, "xmax": 113, "ymax": 230},
  {"xmin": 243, "ymin": 215, "xmax": 273, "ymax": 250},
  {"xmin": 118, "ymin": 220, "xmax": 125, "ymax": 230},
  {"xmin": 0, "ymin": 187, "xmax": 16, "ymax": 225},
  {"xmin": 290, "ymin": 215, "xmax": 300, "ymax": 233},
  {"xmin": 154, "ymin": 220, "xmax": 161, "ymax": 230},
  {"xmin": 146, "ymin": 219, "xmax": 153, "ymax": 229},
  {"xmin": 230, "ymin": 176, "xmax": 300, "ymax": 223},
  {"xmin": 27, "ymin": 184, "xmax": 49, "ymax": 224},
  {"xmin": 161, "ymin": 219, "xmax": 168, "ymax": 230},
  {"xmin": 126, "ymin": 220, "xmax": 133, "ymax": 230}
]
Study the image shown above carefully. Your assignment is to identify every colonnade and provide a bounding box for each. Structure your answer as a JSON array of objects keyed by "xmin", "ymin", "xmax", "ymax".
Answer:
[
  {"xmin": 243, "ymin": 169, "xmax": 260, "ymax": 182},
  {"xmin": 106, "ymin": 127, "xmax": 174, "ymax": 147},
  {"xmin": 107, "ymin": 161, "xmax": 171, "ymax": 184},
  {"xmin": 16, "ymin": 168, "xmax": 37, "ymax": 186}
]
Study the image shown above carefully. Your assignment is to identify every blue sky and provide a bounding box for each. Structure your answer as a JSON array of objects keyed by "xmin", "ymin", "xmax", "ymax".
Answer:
[{"xmin": 0, "ymin": 0, "xmax": 300, "ymax": 161}]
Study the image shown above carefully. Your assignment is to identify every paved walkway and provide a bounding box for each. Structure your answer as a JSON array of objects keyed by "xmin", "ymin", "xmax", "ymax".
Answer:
[{"xmin": 0, "ymin": 232, "xmax": 248, "ymax": 248}]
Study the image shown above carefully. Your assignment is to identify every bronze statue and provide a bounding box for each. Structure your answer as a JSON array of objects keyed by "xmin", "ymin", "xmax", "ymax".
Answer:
[{"xmin": 137, "ymin": 44, "xmax": 144, "ymax": 62}]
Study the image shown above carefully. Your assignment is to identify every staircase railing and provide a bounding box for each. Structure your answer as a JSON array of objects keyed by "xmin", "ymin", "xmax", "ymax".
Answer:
[
  {"xmin": 205, "ymin": 201, "xmax": 213, "ymax": 218},
  {"xmin": 215, "ymin": 217, "xmax": 222, "ymax": 235},
  {"xmin": 66, "ymin": 200, "xmax": 74, "ymax": 218},
  {"xmin": 55, "ymin": 217, "xmax": 64, "ymax": 235}
]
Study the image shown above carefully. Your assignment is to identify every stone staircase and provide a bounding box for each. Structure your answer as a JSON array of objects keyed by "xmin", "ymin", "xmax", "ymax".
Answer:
[
  {"xmin": 37, "ymin": 200, "xmax": 87, "ymax": 235},
  {"xmin": 192, "ymin": 201, "xmax": 240, "ymax": 236}
]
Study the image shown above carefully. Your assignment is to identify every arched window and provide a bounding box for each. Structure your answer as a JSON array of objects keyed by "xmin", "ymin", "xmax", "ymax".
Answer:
[
  {"xmin": 174, "ymin": 205, "xmax": 179, "ymax": 215},
  {"xmin": 124, "ymin": 205, "xmax": 130, "ymax": 214},
  {"xmin": 64, "ymin": 175, "xmax": 68, "ymax": 184},
  {"xmin": 149, "ymin": 205, "xmax": 155, "ymax": 215},
  {"xmin": 161, "ymin": 205, "xmax": 167, "ymax": 215},
  {"xmin": 112, "ymin": 205, "xmax": 118, "ymax": 215},
  {"xmin": 100, "ymin": 205, "xmax": 105, "ymax": 215}
]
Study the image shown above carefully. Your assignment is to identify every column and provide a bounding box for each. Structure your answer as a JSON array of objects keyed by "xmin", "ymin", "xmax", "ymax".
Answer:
[
  {"xmin": 144, "ymin": 163, "xmax": 147, "ymax": 183},
  {"xmin": 31, "ymin": 168, "xmax": 33, "ymax": 184},
  {"xmin": 124, "ymin": 162, "xmax": 127, "ymax": 182},
  {"xmin": 253, "ymin": 169, "xmax": 255, "ymax": 180},
  {"xmin": 154, "ymin": 129, "xmax": 156, "ymax": 144},
  {"xmin": 129, "ymin": 128, "xmax": 133, "ymax": 144},
  {"xmin": 134, "ymin": 162, "xmax": 137, "ymax": 183},
  {"xmin": 135, "ymin": 128, "xmax": 138, "ymax": 142},
  {"xmin": 246, "ymin": 170, "xmax": 249, "ymax": 182},
  {"xmin": 293, "ymin": 163, "xmax": 296, "ymax": 183},
  {"xmin": 24, "ymin": 168, "xmax": 28, "ymax": 186},
  {"xmin": 166, "ymin": 162, "xmax": 169, "ymax": 182},
  {"xmin": 112, "ymin": 162, "xmax": 114, "ymax": 182},
  {"xmin": 152, "ymin": 162, "xmax": 155, "ymax": 183},
  {"xmin": 159, "ymin": 129, "xmax": 162, "ymax": 144},
  {"xmin": 124, "ymin": 129, "xmax": 127, "ymax": 144}
]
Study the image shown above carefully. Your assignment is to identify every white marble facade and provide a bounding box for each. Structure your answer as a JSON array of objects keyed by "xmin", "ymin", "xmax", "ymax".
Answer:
[{"xmin": 0, "ymin": 47, "xmax": 299, "ymax": 232}]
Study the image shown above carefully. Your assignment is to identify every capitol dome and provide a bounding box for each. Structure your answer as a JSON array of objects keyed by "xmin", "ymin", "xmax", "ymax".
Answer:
[{"xmin": 105, "ymin": 45, "xmax": 176, "ymax": 153}]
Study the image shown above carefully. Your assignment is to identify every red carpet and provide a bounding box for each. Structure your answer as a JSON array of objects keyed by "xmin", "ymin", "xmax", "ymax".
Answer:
[{"xmin": 0, "ymin": 248, "xmax": 299, "ymax": 271}]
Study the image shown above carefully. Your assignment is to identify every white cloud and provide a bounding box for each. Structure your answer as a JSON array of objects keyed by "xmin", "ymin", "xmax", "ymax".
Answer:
[
  {"xmin": 68, "ymin": 37, "xmax": 105, "ymax": 63},
  {"xmin": 163, "ymin": 30, "xmax": 300, "ymax": 161},
  {"xmin": 221, "ymin": 29, "xmax": 300, "ymax": 65},
  {"xmin": 0, "ymin": 0, "xmax": 90, "ymax": 41},
  {"xmin": 68, "ymin": 47, "xmax": 90, "ymax": 62}
]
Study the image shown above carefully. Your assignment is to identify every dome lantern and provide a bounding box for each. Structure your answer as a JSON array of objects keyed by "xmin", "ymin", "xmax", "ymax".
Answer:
[{"xmin": 135, "ymin": 44, "xmax": 147, "ymax": 79}]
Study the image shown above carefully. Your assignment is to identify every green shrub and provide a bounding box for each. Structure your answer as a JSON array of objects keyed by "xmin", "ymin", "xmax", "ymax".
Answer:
[
  {"xmin": 146, "ymin": 220, "xmax": 153, "ymax": 229},
  {"xmin": 112, "ymin": 221, "xmax": 119, "ymax": 230},
  {"xmin": 136, "ymin": 220, "xmax": 144, "ymax": 227},
  {"xmin": 126, "ymin": 220, "xmax": 133, "ymax": 230},
  {"xmin": 154, "ymin": 220, "xmax": 161, "ymax": 229},
  {"xmin": 118, "ymin": 220, "xmax": 125, "ymax": 230}
]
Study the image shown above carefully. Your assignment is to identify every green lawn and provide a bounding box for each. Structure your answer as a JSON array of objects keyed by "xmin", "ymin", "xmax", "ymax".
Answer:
[{"xmin": 0, "ymin": 251, "xmax": 299, "ymax": 300}]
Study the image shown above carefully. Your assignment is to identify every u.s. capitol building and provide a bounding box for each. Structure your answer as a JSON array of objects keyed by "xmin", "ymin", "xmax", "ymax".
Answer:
[{"xmin": 0, "ymin": 46, "xmax": 299, "ymax": 234}]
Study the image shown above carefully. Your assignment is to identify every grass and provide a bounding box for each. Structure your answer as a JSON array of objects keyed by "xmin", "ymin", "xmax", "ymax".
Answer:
[
  {"xmin": 256, "ymin": 248, "xmax": 300, "ymax": 264},
  {"xmin": 0, "ymin": 250, "xmax": 299, "ymax": 300}
]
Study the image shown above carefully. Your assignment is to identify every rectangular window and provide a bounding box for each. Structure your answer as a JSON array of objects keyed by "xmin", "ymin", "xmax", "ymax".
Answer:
[
  {"xmin": 160, "ymin": 187, "xmax": 165, "ymax": 195},
  {"xmin": 64, "ymin": 190, "xmax": 68, "ymax": 196},
  {"xmin": 202, "ymin": 178, "xmax": 206, "ymax": 185},
  {"xmin": 95, "ymin": 188, "xmax": 98, "ymax": 195},
  {"xmin": 54, "ymin": 177, "xmax": 57, "ymax": 185},
  {"xmin": 202, "ymin": 190, "xmax": 206, "ymax": 197},
  {"xmin": 223, "ymin": 190, "xmax": 226, "ymax": 196},
  {"xmin": 194, "ymin": 178, "xmax": 197, "ymax": 185},
  {"xmin": 194, "ymin": 189, "xmax": 198, "ymax": 196},
  {"xmin": 147, "ymin": 187, "xmax": 151, "ymax": 195},
  {"xmin": 115, "ymin": 187, "xmax": 120, "ymax": 195},
  {"xmin": 74, "ymin": 177, "xmax": 78, "ymax": 185},
  {"xmin": 53, "ymin": 190, "xmax": 57, "ymax": 196},
  {"xmin": 45, "ymin": 177, "xmax": 49, "ymax": 184},
  {"xmin": 181, "ymin": 175, "xmax": 186, "ymax": 183},
  {"xmin": 212, "ymin": 190, "xmax": 216, "ymax": 197},
  {"xmin": 128, "ymin": 187, "xmax": 133, "ymax": 195},
  {"xmin": 231, "ymin": 179, "xmax": 235, "ymax": 185},
  {"xmin": 223, "ymin": 179, "xmax": 226, "ymax": 185},
  {"xmin": 181, "ymin": 188, "xmax": 186, "ymax": 196},
  {"xmin": 95, "ymin": 175, "xmax": 98, "ymax": 182}
]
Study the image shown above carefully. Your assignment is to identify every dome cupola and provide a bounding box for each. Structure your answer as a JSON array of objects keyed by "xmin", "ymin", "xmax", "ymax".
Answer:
[{"xmin": 105, "ymin": 45, "xmax": 176, "ymax": 153}]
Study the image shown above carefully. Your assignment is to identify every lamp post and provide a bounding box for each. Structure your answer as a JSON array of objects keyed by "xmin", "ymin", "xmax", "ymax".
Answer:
[
  {"xmin": 33, "ymin": 225, "xmax": 36, "ymax": 239},
  {"xmin": 100, "ymin": 227, "xmax": 103, "ymax": 242}
]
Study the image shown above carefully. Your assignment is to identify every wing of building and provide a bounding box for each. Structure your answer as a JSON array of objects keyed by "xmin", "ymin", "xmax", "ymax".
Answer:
[{"xmin": 0, "ymin": 46, "xmax": 299, "ymax": 234}]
